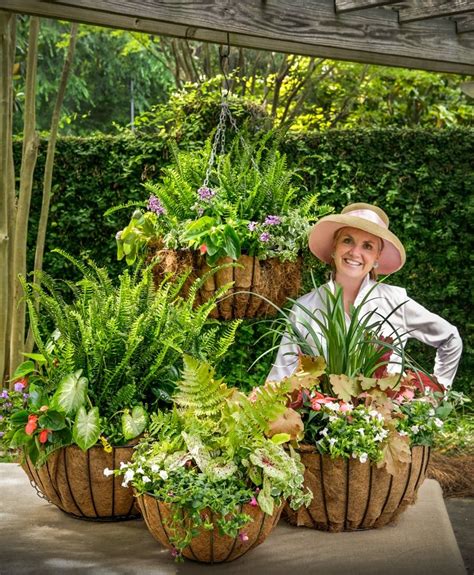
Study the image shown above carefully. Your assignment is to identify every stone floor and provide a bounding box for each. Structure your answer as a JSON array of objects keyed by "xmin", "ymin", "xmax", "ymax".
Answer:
[{"xmin": 0, "ymin": 463, "xmax": 467, "ymax": 575}]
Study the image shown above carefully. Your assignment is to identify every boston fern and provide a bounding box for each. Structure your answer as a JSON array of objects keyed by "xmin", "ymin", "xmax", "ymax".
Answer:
[
  {"xmin": 6, "ymin": 250, "xmax": 239, "ymax": 464},
  {"xmin": 112, "ymin": 355, "xmax": 312, "ymax": 558},
  {"xmin": 113, "ymin": 135, "xmax": 332, "ymax": 265}
]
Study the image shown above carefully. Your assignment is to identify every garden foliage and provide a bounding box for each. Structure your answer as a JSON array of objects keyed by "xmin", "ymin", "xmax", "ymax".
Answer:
[{"xmin": 17, "ymin": 127, "xmax": 473, "ymax": 394}]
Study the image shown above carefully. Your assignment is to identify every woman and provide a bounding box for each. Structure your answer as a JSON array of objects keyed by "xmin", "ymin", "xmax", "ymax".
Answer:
[{"xmin": 268, "ymin": 203, "xmax": 462, "ymax": 387}]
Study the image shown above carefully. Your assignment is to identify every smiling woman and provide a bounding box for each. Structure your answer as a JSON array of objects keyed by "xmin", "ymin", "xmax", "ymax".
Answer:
[{"xmin": 268, "ymin": 203, "xmax": 463, "ymax": 389}]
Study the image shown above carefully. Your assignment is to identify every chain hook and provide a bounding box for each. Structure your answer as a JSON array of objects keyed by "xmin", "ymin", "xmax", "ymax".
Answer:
[{"xmin": 218, "ymin": 31, "xmax": 231, "ymax": 97}]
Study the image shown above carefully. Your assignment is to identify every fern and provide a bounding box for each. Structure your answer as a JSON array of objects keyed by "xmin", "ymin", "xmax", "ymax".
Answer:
[{"xmin": 173, "ymin": 355, "xmax": 230, "ymax": 419}]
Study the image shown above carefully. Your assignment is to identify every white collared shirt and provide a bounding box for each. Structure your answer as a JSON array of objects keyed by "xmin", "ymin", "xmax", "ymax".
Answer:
[{"xmin": 267, "ymin": 276, "xmax": 462, "ymax": 387}]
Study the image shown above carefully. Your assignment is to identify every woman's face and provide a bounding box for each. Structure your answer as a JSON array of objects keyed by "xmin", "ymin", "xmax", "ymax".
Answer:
[{"xmin": 333, "ymin": 227, "xmax": 382, "ymax": 282}]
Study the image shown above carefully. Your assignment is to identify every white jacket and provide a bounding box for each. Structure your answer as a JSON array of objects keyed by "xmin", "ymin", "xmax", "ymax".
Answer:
[{"xmin": 267, "ymin": 276, "xmax": 462, "ymax": 387}]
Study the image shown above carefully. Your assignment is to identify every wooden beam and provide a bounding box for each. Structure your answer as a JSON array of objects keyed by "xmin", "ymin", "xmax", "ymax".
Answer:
[
  {"xmin": 399, "ymin": 0, "xmax": 474, "ymax": 24},
  {"xmin": 456, "ymin": 15, "xmax": 474, "ymax": 34},
  {"xmin": 2, "ymin": 0, "xmax": 474, "ymax": 74},
  {"xmin": 335, "ymin": 0, "xmax": 399, "ymax": 13}
]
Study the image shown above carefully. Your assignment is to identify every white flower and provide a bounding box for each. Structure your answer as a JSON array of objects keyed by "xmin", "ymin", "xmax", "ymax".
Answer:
[
  {"xmin": 399, "ymin": 430, "xmax": 408, "ymax": 437},
  {"xmin": 429, "ymin": 409, "xmax": 436, "ymax": 416},
  {"xmin": 434, "ymin": 418, "xmax": 444, "ymax": 428},
  {"xmin": 150, "ymin": 463, "xmax": 160, "ymax": 473},
  {"xmin": 122, "ymin": 468, "xmax": 135, "ymax": 486},
  {"xmin": 136, "ymin": 467, "xmax": 144, "ymax": 474},
  {"xmin": 374, "ymin": 433, "xmax": 384, "ymax": 442},
  {"xmin": 364, "ymin": 415, "xmax": 371, "ymax": 423},
  {"xmin": 119, "ymin": 461, "xmax": 128, "ymax": 470},
  {"xmin": 328, "ymin": 437, "xmax": 337, "ymax": 446},
  {"xmin": 142, "ymin": 475, "xmax": 151, "ymax": 483},
  {"xmin": 320, "ymin": 428, "xmax": 329, "ymax": 437},
  {"xmin": 329, "ymin": 415, "xmax": 338, "ymax": 423},
  {"xmin": 359, "ymin": 453, "xmax": 368, "ymax": 464},
  {"xmin": 356, "ymin": 428, "xmax": 365, "ymax": 436},
  {"xmin": 352, "ymin": 452, "xmax": 358, "ymax": 459},
  {"xmin": 103, "ymin": 467, "xmax": 114, "ymax": 477},
  {"xmin": 159, "ymin": 470, "xmax": 169, "ymax": 481},
  {"xmin": 411, "ymin": 425, "xmax": 420, "ymax": 434},
  {"xmin": 326, "ymin": 402, "xmax": 339, "ymax": 412}
]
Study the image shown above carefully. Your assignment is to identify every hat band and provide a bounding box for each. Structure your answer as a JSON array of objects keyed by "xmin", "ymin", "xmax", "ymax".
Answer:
[{"xmin": 345, "ymin": 209, "xmax": 388, "ymax": 229}]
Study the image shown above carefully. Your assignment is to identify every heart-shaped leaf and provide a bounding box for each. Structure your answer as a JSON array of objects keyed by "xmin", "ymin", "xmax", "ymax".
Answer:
[
  {"xmin": 52, "ymin": 370, "xmax": 88, "ymax": 415},
  {"xmin": 73, "ymin": 406, "xmax": 100, "ymax": 451},
  {"xmin": 122, "ymin": 405, "xmax": 148, "ymax": 441}
]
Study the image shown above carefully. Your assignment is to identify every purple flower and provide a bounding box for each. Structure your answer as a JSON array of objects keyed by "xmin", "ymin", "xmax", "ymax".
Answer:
[
  {"xmin": 0, "ymin": 415, "xmax": 3, "ymax": 420},
  {"xmin": 14, "ymin": 382, "xmax": 24, "ymax": 392},
  {"xmin": 197, "ymin": 186, "xmax": 216, "ymax": 202},
  {"xmin": 0, "ymin": 391, "xmax": 8, "ymax": 399},
  {"xmin": 147, "ymin": 195, "xmax": 166, "ymax": 215},
  {"xmin": 259, "ymin": 232, "xmax": 271, "ymax": 243},
  {"xmin": 23, "ymin": 393, "xmax": 29, "ymax": 399},
  {"xmin": 264, "ymin": 215, "xmax": 281, "ymax": 226},
  {"xmin": 247, "ymin": 221, "xmax": 258, "ymax": 232},
  {"xmin": 0, "ymin": 432, "xmax": 4, "ymax": 438}
]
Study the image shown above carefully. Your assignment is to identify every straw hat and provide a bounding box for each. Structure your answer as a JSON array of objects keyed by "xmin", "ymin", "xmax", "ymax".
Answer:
[{"xmin": 308, "ymin": 203, "xmax": 406, "ymax": 274}]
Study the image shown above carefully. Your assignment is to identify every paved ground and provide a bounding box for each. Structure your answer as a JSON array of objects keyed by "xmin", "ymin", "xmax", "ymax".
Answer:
[
  {"xmin": 446, "ymin": 498, "xmax": 474, "ymax": 574},
  {"xmin": 0, "ymin": 463, "xmax": 467, "ymax": 575}
]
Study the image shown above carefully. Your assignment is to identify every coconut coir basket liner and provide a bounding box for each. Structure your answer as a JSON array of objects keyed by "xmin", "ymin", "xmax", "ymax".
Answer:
[
  {"xmin": 137, "ymin": 494, "xmax": 283, "ymax": 563},
  {"xmin": 22, "ymin": 444, "xmax": 139, "ymax": 521},
  {"xmin": 151, "ymin": 249, "xmax": 302, "ymax": 320},
  {"xmin": 284, "ymin": 444, "xmax": 430, "ymax": 531}
]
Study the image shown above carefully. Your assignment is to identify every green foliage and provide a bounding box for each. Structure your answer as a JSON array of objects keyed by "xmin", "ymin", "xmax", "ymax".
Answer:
[
  {"xmin": 18, "ymin": 127, "xmax": 473, "ymax": 394},
  {"xmin": 6, "ymin": 255, "xmax": 238, "ymax": 459},
  {"xmin": 116, "ymin": 133, "xmax": 331, "ymax": 265},
  {"xmin": 112, "ymin": 356, "xmax": 311, "ymax": 558}
]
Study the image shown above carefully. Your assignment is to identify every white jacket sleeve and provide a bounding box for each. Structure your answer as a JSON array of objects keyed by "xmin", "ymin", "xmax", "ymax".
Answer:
[{"xmin": 402, "ymin": 292, "xmax": 462, "ymax": 387}]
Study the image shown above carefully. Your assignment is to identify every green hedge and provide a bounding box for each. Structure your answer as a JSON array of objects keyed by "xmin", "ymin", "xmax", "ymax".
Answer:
[{"xmin": 18, "ymin": 128, "xmax": 473, "ymax": 394}]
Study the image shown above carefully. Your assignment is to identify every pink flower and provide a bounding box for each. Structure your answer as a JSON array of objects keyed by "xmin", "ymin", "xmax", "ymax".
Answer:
[
  {"xmin": 199, "ymin": 244, "xmax": 207, "ymax": 255},
  {"xmin": 249, "ymin": 496, "xmax": 258, "ymax": 507},
  {"xmin": 339, "ymin": 402, "xmax": 352, "ymax": 412},
  {"xmin": 239, "ymin": 532, "xmax": 249, "ymax": 542}
]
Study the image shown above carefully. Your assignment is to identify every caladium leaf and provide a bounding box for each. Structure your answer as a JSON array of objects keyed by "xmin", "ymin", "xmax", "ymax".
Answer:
[
  {"xmin": 52, "ymin": 370, "xmax": 88, "ymax": 415},
  {"xmin": 73, "ymin": 406, "xmax": 100, "ymax": 451},
  {"xmin": 121, "ymin": 405, "xmax": 148, "ymax": 441}
]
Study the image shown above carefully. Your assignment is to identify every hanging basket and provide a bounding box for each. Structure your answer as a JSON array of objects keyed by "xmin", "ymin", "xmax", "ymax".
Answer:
[
  {"xmin": 284, "ymin": 444, "xmax": 430, "ymax": 531},
  {"xmin": 151, "ymin": 248, "xmax": 302, "ymax": 320},
  {"xmin": 22, "ymin": 444, "xmax": 139, "ymax": 521},
  {"xmin": 137, "ymin": 494, "xmax": 283, "ymax": 563}
]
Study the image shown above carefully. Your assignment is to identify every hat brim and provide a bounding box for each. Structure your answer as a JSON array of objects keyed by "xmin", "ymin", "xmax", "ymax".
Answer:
[{"xmin": 308, "ymin": 215, "xmax": 406, "ymax": 275}]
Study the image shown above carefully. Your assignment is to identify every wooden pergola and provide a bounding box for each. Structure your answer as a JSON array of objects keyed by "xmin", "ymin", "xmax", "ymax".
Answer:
[{"xmin": 2, "ymin": 0, "xmax": 474, "ymax": 75}]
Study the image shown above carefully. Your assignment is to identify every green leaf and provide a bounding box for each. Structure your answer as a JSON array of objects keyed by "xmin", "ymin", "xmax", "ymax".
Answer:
[
  {"xmin": 10, "ymin": 428, "xmax": 31, "ymax": 449},
  {"xmin": 270, "ymin": 433, "xmax": 291, "ymax": 445},
  {"xmin": 11, "ymin": 361, "xmax": 36, "ymax": 379},
  {"xmin": 184, "ymin": 216, "xmax": 215, "ymax": 238},
  {"xmin": 52, "ymin": 370, "xmax": 88, "ymax": 415},
  {"xmin": 72, "ymin": 406, "xmax": 100, "ymax": 451},
  {"xmin": 21, "ymin": 353, "xmax": 47, "ymax": 365},
  {"xmin": 10, "ymin": 410, "xmax": 29, "ymax": 424},
  {"xmin": 122, "ymin": 405, "xmax": 148, "ymax": 441},
  {"xmin": 257, "ymin": 490, "xmax": 274, "ymax": 515},
  {"xmin": 223, "ymin": 224, "xmax": 241, "ymax": 260},
  {"xmin": 38, "ymin": 410, "xmax": 67, "ymax": 431}
]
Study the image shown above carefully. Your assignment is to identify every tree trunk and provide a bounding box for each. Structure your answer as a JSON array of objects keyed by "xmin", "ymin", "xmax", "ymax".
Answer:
[
  {"xmin": 26, "ymin": 22, "xmax": 78, "ymax": 353},
  {"xmin": 9, "ymin": 17, "xmax": 40, "ymax": 374},
  {"xmin": 0, "ymin": 12, "xmax": 15, "ymax": 385}
]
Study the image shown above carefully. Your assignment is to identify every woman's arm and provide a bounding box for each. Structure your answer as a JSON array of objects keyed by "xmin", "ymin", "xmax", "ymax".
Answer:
[{"xmin": 402, "ymin": 293, "xmax": 463, "ymax": 388}]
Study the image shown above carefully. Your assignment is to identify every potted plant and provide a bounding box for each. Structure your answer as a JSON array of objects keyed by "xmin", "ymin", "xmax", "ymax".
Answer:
[
  {"xmin": 265, "ymin": 284, "xmax": 461, "ymax": 531},
  {"xmin": 112, "ymin": 135, "xmax": 332, "ymax": 319},
  {"xmin": 2, "ymin": 250, "xmax": 238, "ymax": 520},
  {"xmin": 109, "ymin": 354, "xmax": 312, "ymax": 562}
]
